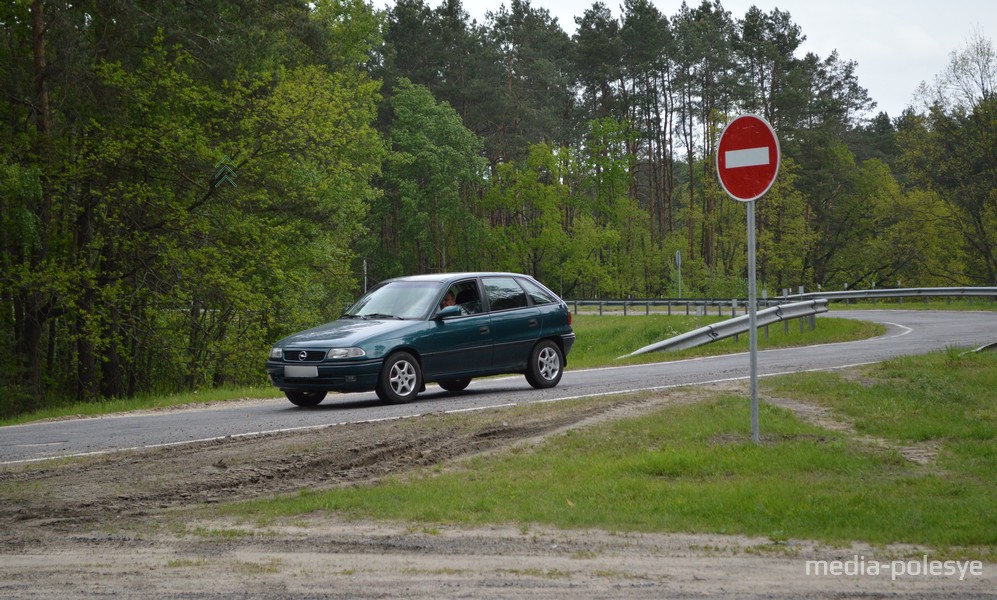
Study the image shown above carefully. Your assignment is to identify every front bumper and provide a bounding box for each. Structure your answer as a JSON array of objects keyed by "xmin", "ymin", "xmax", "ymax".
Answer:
[{"xmin": 265, "ymin": 358, "xmax": 382, "ymax": 393}]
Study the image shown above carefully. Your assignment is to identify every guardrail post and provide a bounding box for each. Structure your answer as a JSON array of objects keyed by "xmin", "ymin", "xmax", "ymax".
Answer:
[
  {"xmin": 599, "ymin": 301, "xmax": 604, "ymax": 316},
  {"xmin": 732, "ymin": 299, "xmax": 739, "ymax": 342}
]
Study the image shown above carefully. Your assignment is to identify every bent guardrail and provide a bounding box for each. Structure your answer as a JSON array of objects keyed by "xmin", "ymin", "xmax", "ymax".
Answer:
[{"xmin": 618, "ymin": 299, "xmax": 829, "ymax": 358}]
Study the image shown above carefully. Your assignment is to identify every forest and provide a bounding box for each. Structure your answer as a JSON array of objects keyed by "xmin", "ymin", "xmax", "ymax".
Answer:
[{"xmin": 1, "ymin": 0, "xmax": 995, "ymax": 413}]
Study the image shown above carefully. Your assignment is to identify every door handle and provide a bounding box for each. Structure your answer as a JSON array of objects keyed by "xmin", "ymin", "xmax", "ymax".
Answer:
[
  {"xmin": 528, "ymin": 319, "xmax": 538, "ymax": 327},
  {"xmin": 479, "ymin": 326, "xmax": 490, "ymax": 335}
]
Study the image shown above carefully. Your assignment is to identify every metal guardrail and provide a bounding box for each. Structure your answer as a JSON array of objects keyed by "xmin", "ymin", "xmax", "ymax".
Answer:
[
  {"xmin": 571, "ymin": 298, "xmax": 777, "ymax": 317},
  {"xmin": 619, "ymin": 299, "xmax": 829, "ymax": 358},
  {"xmin": 569, "ymin": 286, "xmax": 997, "ymax": 316},
  {"xmin": 785, "ymin": 286, "xmax": 997, "ymax": 302}
]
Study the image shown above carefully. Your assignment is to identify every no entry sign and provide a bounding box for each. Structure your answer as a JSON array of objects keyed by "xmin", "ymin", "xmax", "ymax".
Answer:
[
  {"xmin": 716, "ymin": 114, "xmax": 780, "ymax": 202},
  {"xmin": 716, "ymin": 114, "xmax": 780, "ymax": 443}
]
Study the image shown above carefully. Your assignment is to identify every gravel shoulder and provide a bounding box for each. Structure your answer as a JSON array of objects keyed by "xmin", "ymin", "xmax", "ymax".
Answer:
[{"xmin": 1, "ymin": 386, "xmax": 994, "ymax": 599}]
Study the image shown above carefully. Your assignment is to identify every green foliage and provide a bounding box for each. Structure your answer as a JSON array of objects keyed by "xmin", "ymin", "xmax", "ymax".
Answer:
[
  {"xmin": 372, "ymin": 0, "xmax": 991, "ymax": 296},
  {"xmin": 367, "ymin": 78, "xmax": 486, "ymax": 275},
  {"xmin": 0, "ymin": 1, "xmax": 384, "ymax": 412},
  {"xmin": 477, "ymin": 119, "xmax": 665, "ymax": 297},
  {"xmin": 481, "ymin": 144, "xmax": 574, "ymax": 276},
  {"xmin": 898, "ymin": 97, "xmax": 997, "ymax": 285}
]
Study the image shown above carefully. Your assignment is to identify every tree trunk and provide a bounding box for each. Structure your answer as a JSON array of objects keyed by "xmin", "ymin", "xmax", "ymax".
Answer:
[{"xmin": 22, "ymin": 0, "xmax": 52, "ymax": 402}]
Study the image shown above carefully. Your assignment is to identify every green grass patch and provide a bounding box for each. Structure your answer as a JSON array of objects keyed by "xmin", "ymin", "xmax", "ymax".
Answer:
[
  {"xmin": 223, "ymin": 350, "xmax": 997, "ymax": 552},
  {"xmin": 166, "ymin": 558, "xmax": 210, "ymax": 568},
  {"xmin": 189, "ymin": 526, "xmax": 257, "ymax": 539},
  {"xmin": 765, "ymin": 348, "xmax": 997, "ymax": 444},
  {"xmin": 232, "ymin": 559, "xmax": 283, "ymax": 575}
]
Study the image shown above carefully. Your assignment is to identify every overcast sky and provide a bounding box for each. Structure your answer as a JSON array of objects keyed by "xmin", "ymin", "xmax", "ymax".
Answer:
[{"xmin": 413, "ymin": 0, "xmax": 993, "ymax": 118}]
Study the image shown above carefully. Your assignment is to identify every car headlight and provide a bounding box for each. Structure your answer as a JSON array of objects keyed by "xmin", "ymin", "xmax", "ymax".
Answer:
[
  {"xmin": 327, "ymin": 347, "xmax": 366, "ymax": 359},
  {"xmin": 269, "ymin": 347, "xmax": 283, "ymax": 360}
]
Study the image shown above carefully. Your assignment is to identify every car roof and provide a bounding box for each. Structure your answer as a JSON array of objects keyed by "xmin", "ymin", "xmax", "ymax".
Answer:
[{"xmin": 384, "ymin": 272, "xmax": 529, "ymax": 284}]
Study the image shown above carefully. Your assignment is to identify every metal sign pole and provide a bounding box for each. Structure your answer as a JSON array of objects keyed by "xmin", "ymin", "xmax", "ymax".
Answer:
[
  {"xmin": 747, "ymin": 201, "xmax": 759, "ymax": 443},
  {"xmin": 675, "ymin": 250, "xmax": 682, "ymax": 298},
  {"xmin": 715, "ymin": 114, "xmax": 778, "ymax": 445}
]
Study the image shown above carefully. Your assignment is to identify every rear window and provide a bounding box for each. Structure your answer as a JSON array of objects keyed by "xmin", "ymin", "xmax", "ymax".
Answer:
[
  {"xmin": 518, "ymin": 278, "xmax": 557, "ymax": 305},
  {"xmin": 484, "ymin": 277, "xmax": 528, "ymax": 311}
]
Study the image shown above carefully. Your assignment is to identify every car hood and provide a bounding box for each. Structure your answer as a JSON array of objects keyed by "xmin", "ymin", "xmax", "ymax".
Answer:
[{"xmin": 275, "ymin": 318, "xmax": 418, "ymax": 348}]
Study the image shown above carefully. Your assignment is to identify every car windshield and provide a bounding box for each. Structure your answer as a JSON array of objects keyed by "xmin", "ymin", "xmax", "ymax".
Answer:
[{"xmin": 343, "ymin": 280, "xmax": 442, "ymax": 320}]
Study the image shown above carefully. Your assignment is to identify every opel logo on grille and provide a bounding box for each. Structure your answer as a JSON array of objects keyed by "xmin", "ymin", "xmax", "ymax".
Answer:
[{"xmin": 298, "ymin": 351, "xmax": 308, "ymax": 362}]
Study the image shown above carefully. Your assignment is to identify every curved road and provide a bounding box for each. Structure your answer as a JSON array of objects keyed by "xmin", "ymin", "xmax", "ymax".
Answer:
[{"xmin": 2, "ymin": 309, "xmax": 995, "ymax": 465}]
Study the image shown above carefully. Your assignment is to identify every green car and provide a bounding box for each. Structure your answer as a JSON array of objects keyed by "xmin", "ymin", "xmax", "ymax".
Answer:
[{"xmin": 266, "ymin": 272, "xmax": 576, "ymax": 406}]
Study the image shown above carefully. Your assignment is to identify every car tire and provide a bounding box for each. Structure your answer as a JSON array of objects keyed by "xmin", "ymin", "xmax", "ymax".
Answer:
[
  {"xmin": 525, "ymin": 339, "xmax": 563, "ymax": 389},
  {"xmin": 285, "ymin": 390, "xmax": 327, "ymax": 407},
  {"xmin": 376, "ymin": 351, "xmax": 422, "ymax": 404},
  {"xmin": 438, "ymin": 378, "xmax": 471, "ymax": 392}
]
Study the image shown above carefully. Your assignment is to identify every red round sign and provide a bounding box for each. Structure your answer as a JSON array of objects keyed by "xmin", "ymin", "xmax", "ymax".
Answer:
[{"xmin": 716, "ymin": 114, "xmax": 780, "ymax": 202}]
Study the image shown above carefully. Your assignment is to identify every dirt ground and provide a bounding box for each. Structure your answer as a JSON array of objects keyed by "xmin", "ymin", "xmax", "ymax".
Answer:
[{"xmin": 1, "ymin": 386, "xmax": 994, "ymax": 599}]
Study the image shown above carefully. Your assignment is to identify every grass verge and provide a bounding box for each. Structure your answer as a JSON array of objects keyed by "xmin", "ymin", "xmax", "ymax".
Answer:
[{"xmin": 222, "ymin": 349, "xmax": 997, "ymax": 555}]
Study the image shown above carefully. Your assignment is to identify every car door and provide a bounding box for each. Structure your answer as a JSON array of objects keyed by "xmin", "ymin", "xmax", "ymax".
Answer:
[
  {"xmin": 418, "ymin": 280, "xmax": 493, "ymax": 380},
  {"xmin": 482, "ymin": 276, "xmax": 540, "ymax": 370}
]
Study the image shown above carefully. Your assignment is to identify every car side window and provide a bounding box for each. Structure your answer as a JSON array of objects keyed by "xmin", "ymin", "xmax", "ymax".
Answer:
[
  {"xmin": 518, "ymin": 278, "xmax": 557, "ymax": 305},
  {"xmin": 453, "ymin": 280, "xmax": 481, "ymax": 315},
  {"xmin": 484, "ymin": 277, "xmax": 528, "ymax": 311}
]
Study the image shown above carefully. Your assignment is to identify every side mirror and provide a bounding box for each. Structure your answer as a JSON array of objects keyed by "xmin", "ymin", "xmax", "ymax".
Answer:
[{"xmin": 436, "ymin": 305, "xmax": 462, "ymax": 319}]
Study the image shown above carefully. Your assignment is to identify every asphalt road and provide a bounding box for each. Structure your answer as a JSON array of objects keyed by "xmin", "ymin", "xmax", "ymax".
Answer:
[{"xmin": 2, "ymin": 309, "xmax": 994, "ymax": 465}]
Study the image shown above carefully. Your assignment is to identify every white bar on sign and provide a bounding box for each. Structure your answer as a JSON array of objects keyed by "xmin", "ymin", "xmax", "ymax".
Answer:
[{"xmin": 725, "ymin": 147, "xmax": 769, "ymax": 168}]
